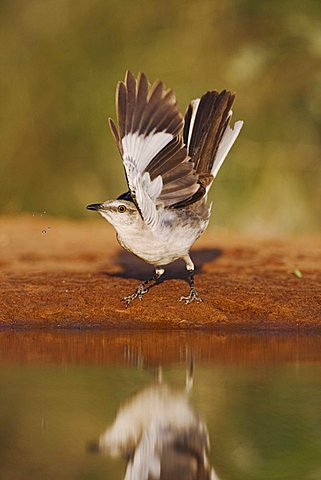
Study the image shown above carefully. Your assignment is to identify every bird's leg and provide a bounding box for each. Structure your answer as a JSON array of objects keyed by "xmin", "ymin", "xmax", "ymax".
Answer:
[
  {"xmin": 122, "ymin": 267, "xmax": 164, "ymax": 306},
  {"xmin": 179, "ymin": 255, "xmax": 203, "ymax": 304},
  {"xmin": 156, "ymin": 365, "xmax": 163, "ymax": 384},
  {"xmin": 185, "ymin": 355, "xmax": 194, "ymax": 393}
]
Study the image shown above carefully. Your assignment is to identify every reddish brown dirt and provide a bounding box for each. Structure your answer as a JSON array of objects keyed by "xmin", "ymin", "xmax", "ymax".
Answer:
[{"xmin": 0, "ymin": 216, "xmax": 320, "ymax": 330}]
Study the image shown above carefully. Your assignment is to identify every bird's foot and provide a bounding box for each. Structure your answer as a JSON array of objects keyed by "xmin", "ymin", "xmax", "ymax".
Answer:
[
  {"xmin": 122, "ymin": 284, "xmax": 149, "ymax": 306},
  {"xmin": 179, "ymin": 288, "xmax": 203, "ymax": 304}
]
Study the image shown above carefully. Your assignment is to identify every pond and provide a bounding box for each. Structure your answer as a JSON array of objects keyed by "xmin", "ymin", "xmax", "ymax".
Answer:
[{"xmin": 0, "ymin": 331, "xmax": 321, "ymax": 480}]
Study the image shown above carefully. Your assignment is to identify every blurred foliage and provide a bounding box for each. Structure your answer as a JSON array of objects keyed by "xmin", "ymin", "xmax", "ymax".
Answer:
[{"xmin": 1, "ymin": 0, "xmax": 320, "ymax": 233}]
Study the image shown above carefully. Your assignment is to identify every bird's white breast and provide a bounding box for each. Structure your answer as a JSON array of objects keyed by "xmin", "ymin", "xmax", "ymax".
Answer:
[{"xmin": 114, "ymin": 208, "xmax": 209, "ymax": 266}]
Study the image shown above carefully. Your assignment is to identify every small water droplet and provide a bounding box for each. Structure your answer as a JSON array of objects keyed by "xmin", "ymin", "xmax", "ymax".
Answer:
[{"xmin": 42, "ymin": 230, "xmax": 46, "ymax": 235}]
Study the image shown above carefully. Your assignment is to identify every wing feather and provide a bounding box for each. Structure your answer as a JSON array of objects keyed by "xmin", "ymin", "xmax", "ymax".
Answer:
[
  {"xmin": 108, "ymin": 117, "xmax": 122, "ymax": 154},
  {"xmin": 125, "ymin": 70, "xmax": 136, "ymax": 133},
  {"xmin": 173, "ymin": 90, "xmax": 243, "ymax": 209},
  {"xmin": 109, "ymin": 71, "xmax": 200, "ymax": 228},
  {"xmin": 212, "ymin": 120, "xmax": 243, "ymax": 178},
  {"xmin": 116, "ymin": 81, "xmax": 127, "ymax": 139},
  {"xmin": 183, "ymin": 90, "xmax": 243, "ymax": 182},
  {"xmin": 132, "ymin": 73, "xmax": 149, "ymax": 132},
  {"xmin": 110, "ymin": 73, "xmax": 243, "ymax": 217}
]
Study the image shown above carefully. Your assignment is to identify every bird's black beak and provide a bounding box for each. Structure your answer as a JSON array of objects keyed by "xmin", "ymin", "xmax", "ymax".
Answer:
[{"xmin": 86, "ymin": 203, "xmax": 102, "ymax": 211}]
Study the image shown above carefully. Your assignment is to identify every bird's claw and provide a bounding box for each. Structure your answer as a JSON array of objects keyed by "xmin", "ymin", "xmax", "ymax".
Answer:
[
  {"xmin": 122, "ymin": 285, "xmax": 149, "ymax": 306},
  {"xmin": 179, "ymin": 288, "xmax": 203, "ymax": 304}
]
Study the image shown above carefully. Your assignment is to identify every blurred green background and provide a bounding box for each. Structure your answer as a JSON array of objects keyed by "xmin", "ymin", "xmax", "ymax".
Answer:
[
  {"xmin": 1, "ymin": 351, "xmax": 321, "ymax": 480},
  {"xmin": 1, "ymin": 0, "xmax": 320, "ymax": 234}
]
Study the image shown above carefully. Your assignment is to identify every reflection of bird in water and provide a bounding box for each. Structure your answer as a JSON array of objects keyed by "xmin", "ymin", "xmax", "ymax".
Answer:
[{"xmin": 93, "ymin": 364, "xmax": 220, "ymax": 480}]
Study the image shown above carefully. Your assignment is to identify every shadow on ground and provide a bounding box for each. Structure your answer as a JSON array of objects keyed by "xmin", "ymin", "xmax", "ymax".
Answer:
[{"xmin": 101, "ymin": 248, "xmax": 222, "ymax": 282}]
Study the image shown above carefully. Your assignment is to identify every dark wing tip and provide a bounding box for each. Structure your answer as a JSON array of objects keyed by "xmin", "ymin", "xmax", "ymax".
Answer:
[
  {"xmin": 116, "ymin": 81, "xmax": 127, "ymax": 138},
  {"xmin": 185, "ymin": 88, "xmax": 238, "ymax": 176},
  {"xmin": 125, "ymin": 69, "xmax": 134, "ymax": 80},
  {"xmin": 138, "ymin": 71, "xmax": 148, "ymax": 82},
  {"xmin": 147, "ymin": 79, "xmax": 164, "ymax": 101},
  {"xmin": 108, "ymin": 117, "xmax": 123, "ymax": 154}
]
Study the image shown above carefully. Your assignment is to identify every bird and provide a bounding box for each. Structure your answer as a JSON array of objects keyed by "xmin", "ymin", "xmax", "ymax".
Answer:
[
  {"xmin": 89, "ymin": 361, "xmax": 220, "ymax": 480},
  {"xmin": 87, "ymin": 71, "xmax": 243, "ymax": 305}
]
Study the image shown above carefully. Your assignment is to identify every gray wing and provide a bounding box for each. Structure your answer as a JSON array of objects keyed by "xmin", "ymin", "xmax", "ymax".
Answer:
[
  {"xmin": 108, "ymin": 71, "xmax": 199, "ymax": 228},
  {"xmin": 183, "ymin": 90, "xmax": 243, "ymax": 181}
]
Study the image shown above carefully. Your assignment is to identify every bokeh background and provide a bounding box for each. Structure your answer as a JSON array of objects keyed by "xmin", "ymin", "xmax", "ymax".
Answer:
[{"xmin": 1, "ymin": 0, "xmax": 320, "ymax": 234}]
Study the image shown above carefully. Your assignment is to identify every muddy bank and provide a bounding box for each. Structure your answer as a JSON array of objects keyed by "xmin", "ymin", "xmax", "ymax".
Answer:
[{"xmin": 0, "ymin": 216, "xmax": 320, "ymax": 330}]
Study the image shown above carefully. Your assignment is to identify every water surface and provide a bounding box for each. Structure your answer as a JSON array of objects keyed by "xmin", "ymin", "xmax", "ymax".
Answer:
[{"xmin": 1, "ymin": 331, "xmax": 321, "ymax": 480}]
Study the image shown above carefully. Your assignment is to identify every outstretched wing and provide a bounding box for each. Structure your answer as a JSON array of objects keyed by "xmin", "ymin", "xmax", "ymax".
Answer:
[
  {"xmin": 109, "ymin": 71, "xmax": 199, "ymax": 229},
  {"xmin": 183, "ymin": 90, "xmax": 243, "ymax": 184}
]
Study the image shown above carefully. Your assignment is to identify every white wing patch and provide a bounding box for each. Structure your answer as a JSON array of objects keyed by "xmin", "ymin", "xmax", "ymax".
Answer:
[
  {"xmin": 122, "ymin": 131, "xmax": 172, "ymax": 229},
  {"xmin": 187, "ymin": 98, "xmax": 200, "ymax": 149},
  {"xmin": 122, "ymin": 132, "xmax": 173, "ymax": 173},
  {"xmin": 211, "ymin": 119, "xmax": 243, "ymax": 178},
  {"xmin": 124, "ymin": 157, "xmax": 163, "ymax": 230}
]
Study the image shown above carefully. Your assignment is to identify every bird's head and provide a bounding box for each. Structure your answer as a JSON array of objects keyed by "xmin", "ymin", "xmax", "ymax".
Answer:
[{"xmin": 86, "ymin": 199, "xmax": 140, "ymax": 228}]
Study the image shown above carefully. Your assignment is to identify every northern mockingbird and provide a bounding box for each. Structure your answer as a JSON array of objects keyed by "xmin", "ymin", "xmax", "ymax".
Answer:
[
  {"xmin": 87, "ymin": 71, "xmax": 243, "ymax": 304},
  {"xmin": 89, "ymin": 362, "xmax": 219, "ymax": 480}
]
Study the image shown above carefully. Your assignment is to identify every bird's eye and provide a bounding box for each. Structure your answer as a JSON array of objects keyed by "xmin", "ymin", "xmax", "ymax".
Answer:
[{"xmin": 117, "ymin": 205, "xmax": 127, "ymax": 213}]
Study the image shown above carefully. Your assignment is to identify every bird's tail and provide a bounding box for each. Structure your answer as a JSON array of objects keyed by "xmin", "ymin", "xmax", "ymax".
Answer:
[{"xmin": 183, "ymin": 90, "xmax": 243, "ymax": 191}]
